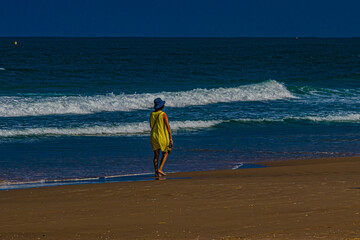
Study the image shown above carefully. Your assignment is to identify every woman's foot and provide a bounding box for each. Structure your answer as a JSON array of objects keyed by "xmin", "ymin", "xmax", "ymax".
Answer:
[
  {"xmin": 155, "ymin": 171, "xmax": 159, "ymax": 178},
  {"xmin": 158, "ymin": 170, "xmax": 166, "ymax": 176}
]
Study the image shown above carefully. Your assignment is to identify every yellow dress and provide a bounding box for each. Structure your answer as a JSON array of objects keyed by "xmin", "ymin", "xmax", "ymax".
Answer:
[{"xmin": 150, "ymin": 110, "xmax": 170, "ymax": 152}]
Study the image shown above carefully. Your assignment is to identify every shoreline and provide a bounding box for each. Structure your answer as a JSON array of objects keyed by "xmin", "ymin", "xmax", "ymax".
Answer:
[
  {"xmin": 0, "ymin": 157, "xmax": 359, "ymax": 239},
  {"xmin": 0, "ymin": 156, "xmax": 356, "ymax": 191},
  {"xmin": 0, "ymin": 163, "xmax": 267, "ymax": 191}
]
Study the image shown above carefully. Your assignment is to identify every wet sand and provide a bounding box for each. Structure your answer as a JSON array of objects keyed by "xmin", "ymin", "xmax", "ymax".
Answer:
[{"xmin": 0, "ymin": 157, "xmax": 359, "ymax": 239}]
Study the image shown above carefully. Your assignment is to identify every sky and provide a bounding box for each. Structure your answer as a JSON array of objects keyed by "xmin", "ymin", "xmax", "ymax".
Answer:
[{"xmin": 0, "ymin": 0, "xmax": 360, "ymax": 37}]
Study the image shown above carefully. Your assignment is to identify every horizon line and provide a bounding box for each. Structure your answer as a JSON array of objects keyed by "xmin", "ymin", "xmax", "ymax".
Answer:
[{"xmin": 1, "ymin": 36, "xmax": 360, "ymax": 39}]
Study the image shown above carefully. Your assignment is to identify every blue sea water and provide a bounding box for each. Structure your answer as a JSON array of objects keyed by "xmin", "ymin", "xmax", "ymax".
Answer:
[{"xmin": 0, "ymin": 37, "xmax": 360, "ymax": 186}]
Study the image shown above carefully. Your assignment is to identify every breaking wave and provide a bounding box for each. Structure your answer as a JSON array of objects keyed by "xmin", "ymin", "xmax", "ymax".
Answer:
[
  {"xmin": 231, "ymin": 114, "xmax": 360, "ymax": 123},
  {"xmin": 1, "ymin": 113, "xmax": 359, "ymax": 138},
  {"xmin": 0, "ymin": 120, "xmax": 223, "ymax": 137},
  {"xmin": 288, "ymin": 114, "xmax": 360, "ymax": 122},
  {"xmin": 0, "ymin": 80, "xmax": 294, "ymax": 117}
]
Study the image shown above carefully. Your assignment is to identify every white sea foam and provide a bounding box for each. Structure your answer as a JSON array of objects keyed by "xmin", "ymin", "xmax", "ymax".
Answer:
[
  {"xmin": 0, "ymin": 113, "xmax": 359, "ymax": 138},
  {"xmin": 237, "ymin": 114, "xmax": 360, "ymax": 123},
  {"xmin": 0, "ymin": 80, "xmax": 294, "ymax": 117},
  {"xmin": 0, "ymin": 120, "xmax": 223, "ymax": 137},
  {"xmin": 232, "ymin": 162, "xmax": 244, "ymax": 169},
  {"xmin": 290, "ymin": 114, "xmax": 360, "ymax": 122},
  {"xmin": 225, "ymin": 113, "xmax": 360, "ymax": 123},
  {"xmin": 0, "ymin": 68, "xmax": 5, "ymax": 71}
]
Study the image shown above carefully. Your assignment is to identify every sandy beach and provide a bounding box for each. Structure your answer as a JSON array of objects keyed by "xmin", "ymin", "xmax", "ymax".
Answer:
[{"xmin": 0, "ymin": 157, "xmax": 359, "ymax": 240}]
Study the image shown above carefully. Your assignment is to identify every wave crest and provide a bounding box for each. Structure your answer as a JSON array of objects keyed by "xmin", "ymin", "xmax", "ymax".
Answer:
[
  {"xmin": 1, "ymin": 113, "xmax": 359, "ymax": 138},
  {"xmin": 0, "ymin": 120, "xmax": 222, "ymax": 137},
  {"xmin": 0, "ymin": 80, "xmax": 294, "ymax": 117},
  {"xmin": 289, "ymin": 114, "xmax": 360, "ymax": 122}
]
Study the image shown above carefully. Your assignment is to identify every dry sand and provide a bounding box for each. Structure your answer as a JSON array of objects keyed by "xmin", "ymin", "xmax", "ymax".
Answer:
[{"xmin": 0, "ymin": 157, "xmax": 359, "ymax": 239}]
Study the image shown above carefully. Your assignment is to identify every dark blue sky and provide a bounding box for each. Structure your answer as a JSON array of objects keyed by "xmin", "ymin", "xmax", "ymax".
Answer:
[{"xmin": 1, "ymin": 0, "xmax": 360, "ymax": 37}]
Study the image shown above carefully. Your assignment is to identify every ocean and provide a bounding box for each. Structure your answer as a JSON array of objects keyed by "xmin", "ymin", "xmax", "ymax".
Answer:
[{"xmin": 0, "ymin": 37, "xmax": 359, "ymax": 187}]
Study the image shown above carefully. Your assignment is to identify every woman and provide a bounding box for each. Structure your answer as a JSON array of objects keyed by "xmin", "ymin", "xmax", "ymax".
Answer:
[{"xmin": 150, "ymin": 98, "xmax": 173, "ymax": 177}]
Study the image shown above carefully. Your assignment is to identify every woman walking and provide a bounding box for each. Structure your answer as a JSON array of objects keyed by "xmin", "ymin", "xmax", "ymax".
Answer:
[{"xmin": 150, "ymin": 98, "xmax": 173, "ymax": 177}]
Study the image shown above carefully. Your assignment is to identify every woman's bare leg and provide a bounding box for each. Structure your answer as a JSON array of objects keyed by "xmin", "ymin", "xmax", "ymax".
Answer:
[
  {"xmin": 153, "ymin": 149, "xmax": 160, "ymax": 177},
  {"xmin": 158, "ymin": 152, "xmax": 169, "ymax": 176}
]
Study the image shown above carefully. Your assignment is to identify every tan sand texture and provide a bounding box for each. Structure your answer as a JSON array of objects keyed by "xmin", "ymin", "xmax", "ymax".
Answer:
[{"xmin": 0, "ymin": 157, "xmax": 359, "ymax": 239}]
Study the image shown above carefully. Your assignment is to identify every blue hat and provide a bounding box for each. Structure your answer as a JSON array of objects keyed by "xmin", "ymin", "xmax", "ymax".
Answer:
[{"xmin": 154, "ymin": 98, "xmax": 166, "ymax": 110}]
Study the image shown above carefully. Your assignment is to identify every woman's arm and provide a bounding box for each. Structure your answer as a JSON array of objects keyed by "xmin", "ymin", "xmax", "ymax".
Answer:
[{"xmin": 163, "ymin": 113, "xmax": 173, "ymax": 144}]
